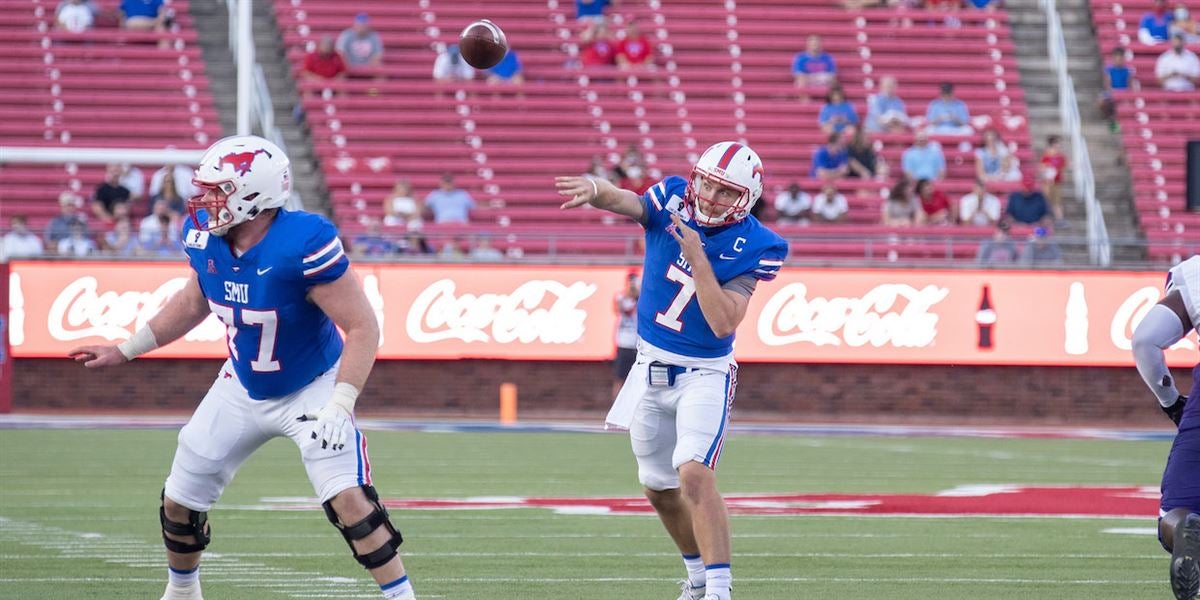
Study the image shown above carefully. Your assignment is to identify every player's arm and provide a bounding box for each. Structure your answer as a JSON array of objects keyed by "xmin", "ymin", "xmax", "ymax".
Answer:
[
  {"xmin": 556, "ymin": 175, "xmax": 646, "ymax": 225},
  {"xmin": 1132, "ymin": 289, "xmax": 1191, "ymax": 425},
  {"xmin": 301, "ymin": 269, "xmax": 380, "ymax": 451},
  {"xmin": 667, "ymin": 213, "xmax": 749, "ymax": 338},
  {"xmin": 68, "ymin": 272, "xmax": 211, "ymax": 367}
]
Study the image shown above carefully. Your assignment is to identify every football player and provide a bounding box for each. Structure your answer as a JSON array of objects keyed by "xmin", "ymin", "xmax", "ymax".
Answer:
[
  {"xmin": 556, "ymin": 141, "xmax": 789, "ymax": 600},
  {"xmin": 69, "ymin": 136, "xmax": 416, "ymax": 600},
  {"xmin": 1132, "ymin": 256, "xmax": 1200, "ymax": 600}
]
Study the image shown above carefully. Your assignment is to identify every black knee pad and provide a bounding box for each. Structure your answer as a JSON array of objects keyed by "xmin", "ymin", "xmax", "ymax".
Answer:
[
  {"xmin": 160, "ymin": 489, "xmax": 211, "ymax": 554},
  {"xmin": 323, "ymin": 484, "xmax": 404, "ymax": 570}
]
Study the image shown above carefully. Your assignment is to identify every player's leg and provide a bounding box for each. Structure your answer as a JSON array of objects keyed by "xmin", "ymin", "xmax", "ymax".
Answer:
[
  {"xmin": 1159, "ymin": 426, "xmax": 1200, "ymax": 600},
  {"xmin": 280, "ymin": 371, "xmax": 414, "ymax": 599},
  {"xmin": 671, "ymin": 366, "xmax": 738, "ymax": 600},
  {"xmin": 632, "ymin": 388, "xmax": 706, "ymax": 599},
  {"xmin": 160, "ymin": 365, "xmax": 273, "ymax": 600}
]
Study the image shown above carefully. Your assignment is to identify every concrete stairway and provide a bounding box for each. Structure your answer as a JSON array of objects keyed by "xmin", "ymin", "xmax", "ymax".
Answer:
[
  {"xmin": 1003, "ymin": 0, "xmax": 1142, "ymax": 263},
  {"xmin": 187, "ymin": 0, "xmax": 328, "ymax": 214}
]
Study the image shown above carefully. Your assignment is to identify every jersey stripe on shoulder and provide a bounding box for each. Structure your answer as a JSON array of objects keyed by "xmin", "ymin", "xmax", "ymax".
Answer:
[
  {"xmin": 648, "ymin": 182, "xmax": 666, "ymax": 211},
  {"xmin": 303, "ymin": 240, "xmax": 346, "ymax": 277},
  {"xmin": 304, "ymin": 237, "xmax": 341, "ymax": 264}
]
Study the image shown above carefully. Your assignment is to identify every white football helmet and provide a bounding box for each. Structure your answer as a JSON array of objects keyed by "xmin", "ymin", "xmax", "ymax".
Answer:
[
  {"xmin": 188, "ymin": 135, "xmax": 291, "ymax": 236},
  {"xmin": 687, "ymin": 141, "xmax": 765, "ymax": 226}
]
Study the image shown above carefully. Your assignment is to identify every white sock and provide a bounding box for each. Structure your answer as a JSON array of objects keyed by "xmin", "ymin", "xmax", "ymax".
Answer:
[
  {"xmin": 705, "ymin": 564, "xmax": 731, "ymax": 598},
  {"xmin": 380, "ymin": 574, "xmax": 413, "ymax": 599},
  {"xmin": 168, "ymin": 566, "xmax": 199, "ymax": 587},
  {"xmin": 682, "ymin": 553, "xmax": 706, "ymax": 590}
]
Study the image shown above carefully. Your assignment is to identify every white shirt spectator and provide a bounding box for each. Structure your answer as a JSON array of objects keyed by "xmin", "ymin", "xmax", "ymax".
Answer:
[
  {"xmin": 1156, "ymin": 46, "xmax": 1200, "ymax": 91},
  {"xmin": 56, "ymin": 1, "xmax": 93, "ymax": 32},
  {"xmin": 774, "ymin": 188, "xmax": 812, "ymax": 223},
  {"xmin": 383, "ymin": 194, "xmax": 419, "ymax": 227},
  {"xmin": 58, "ymin": 234, "xmax": 96, "ymax": 257},
  {"xmin": 433, "ymin": 47, "xmax": 475, "ymax": 81},
  {"xmin": 812, "ymin": 190, "xmax": 849, "ymax": 222},
  {"xmin": 2, "ymin": 229, "xmax": 45, "ymax": 259},
  {"xmin": 959, "ymin": 190, "xmax": 1002, "ymax": 226}
]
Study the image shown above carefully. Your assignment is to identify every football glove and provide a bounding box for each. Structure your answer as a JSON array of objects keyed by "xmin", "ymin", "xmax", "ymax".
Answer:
[
  {"xmin": 299, "ymin": 383, "xmax": 358, "ymax": 451},
  {"xmin": 1164, "ymin": 395, "xmax": 1188, "ymax": 427}
]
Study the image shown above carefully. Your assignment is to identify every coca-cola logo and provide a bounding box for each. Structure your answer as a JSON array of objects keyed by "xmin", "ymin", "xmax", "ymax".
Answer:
[
  {"xmin": 47, "ymin": 276, "xmax": 225, "ymax": 342},
  {"xmin": 406, "ymin": 278, "xmax": 596, "ymax": 344},
  {"xmin": 757, "ymin": 282, "xmax": 949, "ymax": 348},
  {"xmin": 1110, "ymin": 286, "xmax": 1195, "ymax": 351}
]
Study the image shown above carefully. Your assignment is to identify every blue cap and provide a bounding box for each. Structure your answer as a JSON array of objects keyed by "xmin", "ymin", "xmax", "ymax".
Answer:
[
  {"xmin": 1034, "ymin": 226, "xmax": 1048, "ymax": 237},
  {"xmin": 354, "ymin": 12, "xmax": 369, "ymax": 23}
]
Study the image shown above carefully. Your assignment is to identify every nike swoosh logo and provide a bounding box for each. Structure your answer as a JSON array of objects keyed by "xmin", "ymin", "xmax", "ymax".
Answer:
[
  {"xmin": 718, "ymin": 254, "xmax": 738, "ymax": 260},
  {"xmin": 257, "ymin": 267, "xmax": 273, "ymax": 275}
]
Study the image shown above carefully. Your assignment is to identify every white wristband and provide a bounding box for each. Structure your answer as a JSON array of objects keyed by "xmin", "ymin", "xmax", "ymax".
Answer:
[
  {"xmin": 117, "ymin": 326, "xmax": 159, "ymax": 361},
  {"xmin": 588, "ymin": 177, "xmax": 599, "ymax": 200},
  {"xmin": 330, "ymin": 382, "xmax": 359, "ymax": 414}
]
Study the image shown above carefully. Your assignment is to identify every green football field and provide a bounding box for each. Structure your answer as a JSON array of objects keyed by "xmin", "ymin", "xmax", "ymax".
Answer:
[{"xmin": 0, "ymin": 426, "xmax": 1178, "ymax": 599}]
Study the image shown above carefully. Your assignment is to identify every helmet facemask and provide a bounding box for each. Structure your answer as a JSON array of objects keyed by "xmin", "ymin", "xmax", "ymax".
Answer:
[
  {"xmin": 188, "ymin": 178, "xmax": 263, "ymax": 237},
  {"xmin": 687, "ymin": 167, "xmax": 751, "ymax": 227}
]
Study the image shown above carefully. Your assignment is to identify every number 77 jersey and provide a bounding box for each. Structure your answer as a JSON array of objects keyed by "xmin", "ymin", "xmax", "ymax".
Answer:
[
  {"xmin": 182, "ymin": 210, "xmax": 350, "ymax": 399},
  {"xmin": 636, "ymin": 176, "xmax": 789, "ymax": 358}
]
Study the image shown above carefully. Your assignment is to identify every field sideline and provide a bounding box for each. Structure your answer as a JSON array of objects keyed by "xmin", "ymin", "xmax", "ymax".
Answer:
[{"xmin": 0, "ymin": 417, "xmax": 1177, "ymax": 599}]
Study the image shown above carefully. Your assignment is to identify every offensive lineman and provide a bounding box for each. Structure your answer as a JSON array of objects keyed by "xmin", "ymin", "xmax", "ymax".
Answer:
[
  {"xmin": 1132, "ymin": 255, "xmax": 1200, "ymax": 600},
  {"xmin": 68, "ymin": 136, "xmax": 416, "ymax": 600},
  {"xmin": 556, "ymin": 141, "xmax": 789, "ymax": 600}
]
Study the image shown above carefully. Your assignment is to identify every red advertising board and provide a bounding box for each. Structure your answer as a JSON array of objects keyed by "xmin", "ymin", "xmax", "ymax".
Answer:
[{"xmin": 5, "ymin": 261, "xmax": 1189, "ymax": 367}]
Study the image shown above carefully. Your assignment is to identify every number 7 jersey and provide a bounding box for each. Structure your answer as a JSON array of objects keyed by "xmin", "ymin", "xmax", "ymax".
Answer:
[
  {"xmin": 182, "ymin": 210, "xmax": 350, "ymax": 399},
  {"xmin": 637, "ymin": 176, "xmax": 789, "ymax": 358}
]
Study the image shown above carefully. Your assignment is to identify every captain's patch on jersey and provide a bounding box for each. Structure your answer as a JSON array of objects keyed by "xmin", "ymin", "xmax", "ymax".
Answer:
[{"xmin": 184, "ymin": 229, "xmax": 210, "ymax": 249}]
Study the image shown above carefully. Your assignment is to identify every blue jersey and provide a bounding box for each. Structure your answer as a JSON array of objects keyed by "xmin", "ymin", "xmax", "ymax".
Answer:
[
  {"xmin": 182, "ymin": 210, "xmax": 350, "ymax": 399},
  {"xmin": 636, "ymin": 176, "xmax": 789, "ymax": 358}
]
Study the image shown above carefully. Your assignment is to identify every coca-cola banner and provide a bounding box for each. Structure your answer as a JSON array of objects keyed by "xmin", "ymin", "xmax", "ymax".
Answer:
[{"xmin": 4, "ymin": 261, "xmax": 1191, "ymax": 366}]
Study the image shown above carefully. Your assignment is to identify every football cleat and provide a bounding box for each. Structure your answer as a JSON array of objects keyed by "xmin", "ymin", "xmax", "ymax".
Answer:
[
  {"xmin": 676, "ymin": 580, "xmax": 706, "ymax": 600},
  {"xmin": 160, "ymin": 582, "xmax": 203, "ymax": 600},
  {"xmin": 1173, "ymin": 514, "xmax": 1200, "ymax": 600}
]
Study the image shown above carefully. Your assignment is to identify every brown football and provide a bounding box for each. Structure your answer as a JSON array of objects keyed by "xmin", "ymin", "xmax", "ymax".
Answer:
[{"xmin": 459, "ymin": 20, "xmax": 508, "ymax": 70}]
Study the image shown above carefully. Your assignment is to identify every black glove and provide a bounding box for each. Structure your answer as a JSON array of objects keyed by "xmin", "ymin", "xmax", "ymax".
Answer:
[{"xmin": 1164, "ymin": 395, "xmax": 1188, "ymax": 427}]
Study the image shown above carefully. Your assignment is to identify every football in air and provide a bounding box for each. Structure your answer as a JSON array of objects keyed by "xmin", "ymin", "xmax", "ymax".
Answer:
[{"xmin": 459, "ymin": 19, "xmax": 508, "ymax": 69}]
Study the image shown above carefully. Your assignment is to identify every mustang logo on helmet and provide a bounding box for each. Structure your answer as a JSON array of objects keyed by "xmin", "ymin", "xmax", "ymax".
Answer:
[{"xmin": 220, "ymin": 149, "xmax": 273, "ymax": 176}]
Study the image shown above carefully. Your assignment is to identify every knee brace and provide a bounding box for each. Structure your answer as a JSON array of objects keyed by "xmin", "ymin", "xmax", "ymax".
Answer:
[
  {"xmin": 160, "ymin": 489, "xmax": 211, "ymax": 554},
  {"xmin": 323, "ymin": 484, "xmax": 404, "ymax": 570}
]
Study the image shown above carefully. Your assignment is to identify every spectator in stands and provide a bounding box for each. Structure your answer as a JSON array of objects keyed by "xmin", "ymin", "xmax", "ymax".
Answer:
[
  {"xmin": 138, "ymin": 198, "xmax": 177, "ymax": 246},
  {"xmin": 1020, "ymin": 227, "xmax": 1063, "ymax": 266},
  {"xmin": 586, "ymin": 155, "xmax": 613, "ymax": 182},
  {"xmin": 337, "ymin": 13, "xmax": 384, "ymax": 71},
  {"xmin": 139, "ymin": 222, "xmax": 182, "ymax": 257},
  {"xmin": 150, "ymin": 168, "xmax": 186, "ymax": 215},
  {"xmin": 487, "ymin": 49, "xmax": 525, "ymax": 85},
  {"xmin": 351, "ymin": 218, "xmax": 395, "ymax": 257},
  {"xmin": 612, "ymin": 144, "xmax": 646, "ymax": 180},
  {"xmin": 882, "ymin": 177, "xmax": 923, "ymax": 227},
  {"xmin": 2, "ymin": 215, "xmax": 45, "ymax": 259},
  {"xmin": 619, "ymin": 165, "xmax": 652, "ymax": 195},
  {"xmin": 46, "ymin": 191, "xmax": 87, "ymax": 249},
  {"xmin": 56, "ymin": 0, "xmax": 94, "ymax": 32},
  {"xmin": 425, "ymin": 173, "xmax": 476, "ymax": 224},
  {"xmin": 470, "ymin": 234, "xmax": 504, "ymax": 261},
  {"xmin": 1156, "ymin": 33, "xmax": 1200, "ymax": 91},
  {"xmin": 925, "ymin": 82, "xmax": 973, "ymax": 136},
  {"xmin": 576, "ymin": 0, "xmax": 616, "ymax": 22},
  {"xmin": 434, "ymin": 44, "xmax": 475, "ymax": 82},
  {"xmin": 959, "ymin": 179, "xmax": 1002, "ymax": 226},
  {"xmin": 118, "ymin": 163, "xmax": 145, "ymax": 205},
  {"xmin": 93, "ymin": 163, "xmax": 131, "ymax": 222},
  {"xmin": 1003, "ymin": 173, "xmax": 1051, "ymax": 226},
  {"xmin": 975, "ymin": 221, "xmax": 1020, "ymax": 264},
  {"xmin": 847, "ymin": 127, "xmax": 886, "ymax": 182},
  {"xmin": 383, "ymin": 180, "xmax": 420, "ymax": 228},
  {"xmin": 396, "ymin": 222, "xmax": 434, "ymax": 256},
  {"xmin": 149, "ymin": 164, "xmax": 197, "ymax": 204},
  {"xmin": 1140, "ymin": 0, "xmax": 1176, "ymax": 44},
  {"xmin": 818, "ymin": 86, "xmax": 859, "ymax": 136},
  {"xmin": 811, "ymin": 132, "xmax": 850, "ymax": 183},
  {"xmin": 927, "ymin": 0, "xmax": 964, "ymax": 27},
  {"xmin": 975, "ymin": 129, "xmax": 1021, "ymax": 183},
  {"xmin": 580, "ymin": 21, "xmax": 617, "ymax": 67},
  {"xmin": 120, "ymin": 0, "xmax": 168, "ymax": 32},
  {"xmin": 774, "ymin": 183, "xmax": 813, "ymax": 225},
  {"xmin": 1172, "ymin": 5, "xmax": 1200, "ymax": 43},
  {"xmin": 1099, "ymin": 47, "xmax": 1134, "ymax": 128},
  {"xmin": 439, "ymin": 237, "xmax": 467, "ymax": 259},
  {"xmin": 58, "ymin": 221, "xmax": 96, "ymax": 257},
  {"xmin": 302, "ymin": 36, "xmax": 348, "ymax": 82},
  {"xmin": 865, "ymin": 75, "xmax": 910, "ymax": 133},
  {"xmin": 104, "ymin": 217, "xmax": 139, "ymax": 257},
  {"xmin": 1039, "ymin": 135, "xmax": 1068, "ymax": 225},
  {"xmin": 901, "ymin": 129, "xmax": 946, "ymax": 182},
  {"xmin": 792, "ymin": 35, "xmax": 837, "ymax": 101},
  {"xmin": 967, "ymin": 0, "xmax": 1000, "ymax": 11},
  {"xmin": 915, "ymin": 178, "xmax": 955, "ymax": 225},
  {"xmin": 616, "ymin": 21, "xmax": 653, "ymax": 70},
  {"xmin": 811, "ymin": 185, "xmax": 849, "ymax": 223}
]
